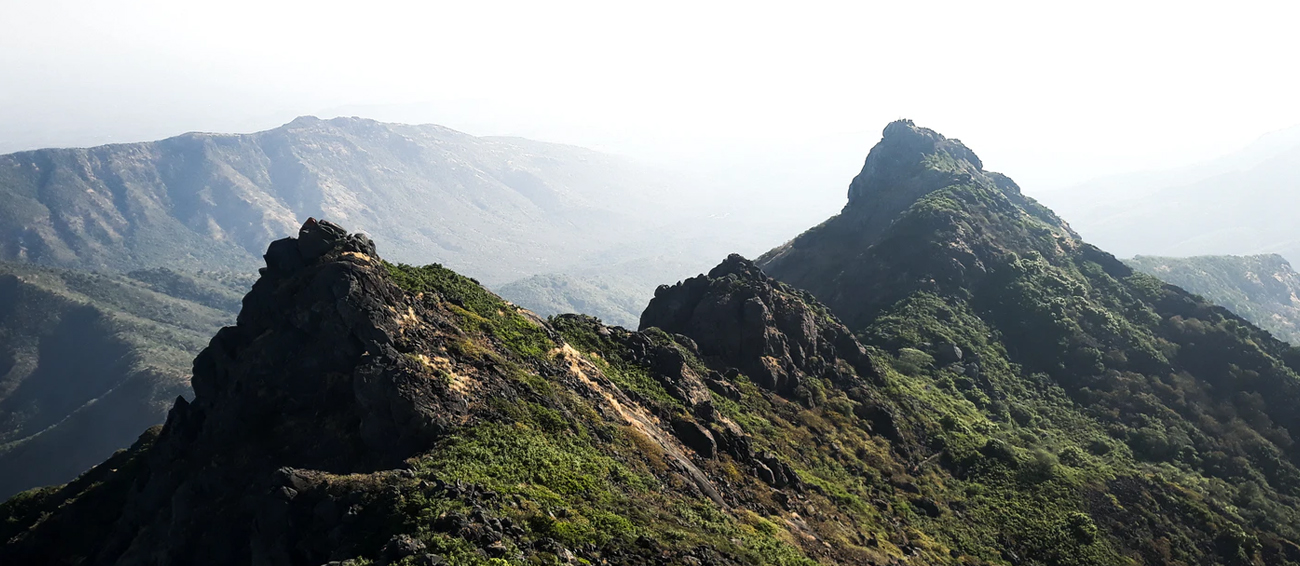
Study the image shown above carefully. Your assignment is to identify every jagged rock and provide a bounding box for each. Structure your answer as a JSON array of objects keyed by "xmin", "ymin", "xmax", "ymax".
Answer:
[
  {"xmin": 263, "ymin": 238, "xmax": 305, "ymax": 273},
  {"xmin": 707, "ymin": 417, "xmax": 753, "ymax": 461},
  {"xmin": 381, "ymin": 534, "xmax": 426, "ymax": 563},
  {"xmin": 640, "ymin": 254, "xmax": 876, "ymax": 397},
  {"xmin": 671, "ymin": 418, "xmax": 717, "ymax": 459},
  {"xmin": 935, "ymin": 343, "xmax": 963, "ymax": 365},
  {"xmin": 914, "ymin": 497, "xmax": 943, "ymax": 518},
  {"xmin": 435, "ymin": 512, "xmax": 470, "ymax": 533},
  {"xmin": 188, "ymin": 219, "xmax": 456, "ymax": 465},
  {"xmin": 754, "ymin": 461, "xmax": 776, "ymax": 486},
  {"xmin": 644, "ymin": 343, "xmax": 713, "ymax": 409},
  {"xmin": 754, "ymin": 452, "xmax": 799, "ymax": 490}
]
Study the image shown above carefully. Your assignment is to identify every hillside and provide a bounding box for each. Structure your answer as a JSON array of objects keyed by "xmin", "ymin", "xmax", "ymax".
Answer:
[
  {"xmin": 0, "ymin": 117, "xmax": 817, "ymax": 495},
  {"xmin": 1126, "ymin": 254, "xmax": 1300, "ymax": 345},
  {"xmin": 0, "ymin": 262, "xmax": 241, "ymax": 497},
  {"xmin": 2, "ymin": 220, "xmax": 895, "ymax": 565},
  {"xmin": 8, "ymin": 124, "xmax": 1300, "ymax": 565},
  {"xmin": 760, "ymin": 120, "xmax": 1300, "ymax": 564}
]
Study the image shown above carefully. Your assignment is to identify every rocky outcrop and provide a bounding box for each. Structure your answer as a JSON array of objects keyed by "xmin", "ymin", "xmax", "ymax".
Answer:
[
  {"xmin": 180, "ymin": 217, "xmax": 456, "ymax": 470},
  {"xmin": 0, "ymin": 219, "xmax": 489, "ymax": 564},
  {"xmin": 639, "ymin": 254, "xmax": 876, "ymax": 398},
  {"xmin": 5, "ymin": 219, "xmax": 860, "ymax": 565}
]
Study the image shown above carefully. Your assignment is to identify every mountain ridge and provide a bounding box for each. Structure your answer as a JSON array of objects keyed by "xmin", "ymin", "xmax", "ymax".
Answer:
[
  {"xmin": 0, "ymin": 115, "xmax": 691, "ymax": 283},
  {"xmin": 759, "ymin": 119, "xmax": 1300, "ymax": 565},
  {"xmin": 8, "ymin": 122, "xmax": 1300, "ymax": 565}
]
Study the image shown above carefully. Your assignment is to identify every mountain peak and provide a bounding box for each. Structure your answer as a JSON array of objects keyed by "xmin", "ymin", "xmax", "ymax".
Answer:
[
  {"xmin": 846, "ymin": 119, "xmax": 985, "ymax": 208},
  {"xmin": 285, "ymin": 115, "xmax": 323, "ymax": 127},
  {"xmin": 758, "ymin": 120, "xmax": 1076, "ymax": 328}
]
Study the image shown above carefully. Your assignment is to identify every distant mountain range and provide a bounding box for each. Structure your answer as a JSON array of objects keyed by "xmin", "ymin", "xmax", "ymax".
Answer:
[
  {"xmin": 0, "ymin": 116, "xmax": 827, "ymax": 328},
  {"xmin": 1036, "ymin": 124, "xmax": 1300, "ymax": 265},
  {"xmin": 0, "ymin": 116, "xmax": 676, "ymax": 282},
  {"xmin": 0, "ymin": 117, "xmax": 826, "ymax": 495}
]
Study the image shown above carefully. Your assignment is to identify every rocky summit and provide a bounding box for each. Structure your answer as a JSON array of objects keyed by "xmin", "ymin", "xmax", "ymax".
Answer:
[{"xmin": 6, "ymin": 121, "xmax": 1300, "ymax": 566}]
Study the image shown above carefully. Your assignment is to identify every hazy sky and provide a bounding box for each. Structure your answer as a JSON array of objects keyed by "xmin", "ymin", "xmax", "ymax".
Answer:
[{"xmin": 2, "ymin": 0, "xmax": 1298, "ymax": 191}]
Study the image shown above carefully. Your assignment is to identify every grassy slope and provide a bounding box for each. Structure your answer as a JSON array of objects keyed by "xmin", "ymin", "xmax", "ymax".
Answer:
[{"xmin": 384, "ymin": 249, "xmax": 1300, "ymax": 566}]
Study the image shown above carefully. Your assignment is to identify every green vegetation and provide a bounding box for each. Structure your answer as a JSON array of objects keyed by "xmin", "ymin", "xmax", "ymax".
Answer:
[
  {"xmin": 8, "ymin": 120, "xmax": 1300, "ymax": 565},
  {"xmin": 387, "ymin": 262, "xmax": 554, "ymax": 359},
  {"xmin": 384, "ymin": 266, "xmax": 821, "ymax": 564},
  {"xmin": 1127, "ymin": 253, "xmax": 1300, "ymax": 344},
  {"xmin": 758, "ymin": 121, "xmax": 1300, "ymax": 564}
]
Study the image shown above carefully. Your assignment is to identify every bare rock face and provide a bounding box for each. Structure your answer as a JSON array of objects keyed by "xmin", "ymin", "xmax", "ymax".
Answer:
[
  {"xmin": 639, "ymin": 254, "xmax": 876, "ymax": 398},
  {"xmin": 180, "ymin": 217, "xmax": 455, "ymax": 470},
  {"xmin": 2, "ymin": 219, "xmax": 484, "ymax": 565}
]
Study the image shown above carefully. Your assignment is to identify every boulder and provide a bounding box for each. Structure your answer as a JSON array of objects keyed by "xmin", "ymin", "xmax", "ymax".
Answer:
[{"xmin": 671, "ymin": 418, "xmax": 717, "ymax": 459}]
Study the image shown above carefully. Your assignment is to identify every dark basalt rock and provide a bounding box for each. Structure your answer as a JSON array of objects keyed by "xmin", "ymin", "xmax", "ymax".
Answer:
[
  {"xmin": 671, "ymin": 417, "xmax": 717, "ymax": 459},
  {"xmin": 935, "ymin": 343, "xmax": 963, "ymax": 365},
  {"xmin": 639, "ymin": 254, "xmax": 877, "ymax": 397},
  {"xmin": 0, "ymin": 219, "xmax": 480, "ymax": 565}
]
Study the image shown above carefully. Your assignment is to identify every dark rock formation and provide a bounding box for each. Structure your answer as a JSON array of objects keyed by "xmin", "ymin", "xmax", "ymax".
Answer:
[
  {"xmin": 671, "ymin": 418, "xmax": 717, "ymax": 459},
  {"xmin": 0, "ymin": 219, "xmax": 479, "ymax": 564},
  {"xmin": 639, "ymin": 254, "xmax": 876, "ymax": 397}
]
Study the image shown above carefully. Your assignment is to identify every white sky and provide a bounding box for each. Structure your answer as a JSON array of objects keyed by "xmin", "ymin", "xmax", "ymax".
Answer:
[{"xmin": 2, "ymin": 0, "xmax": 1298, "ymax": 191}]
